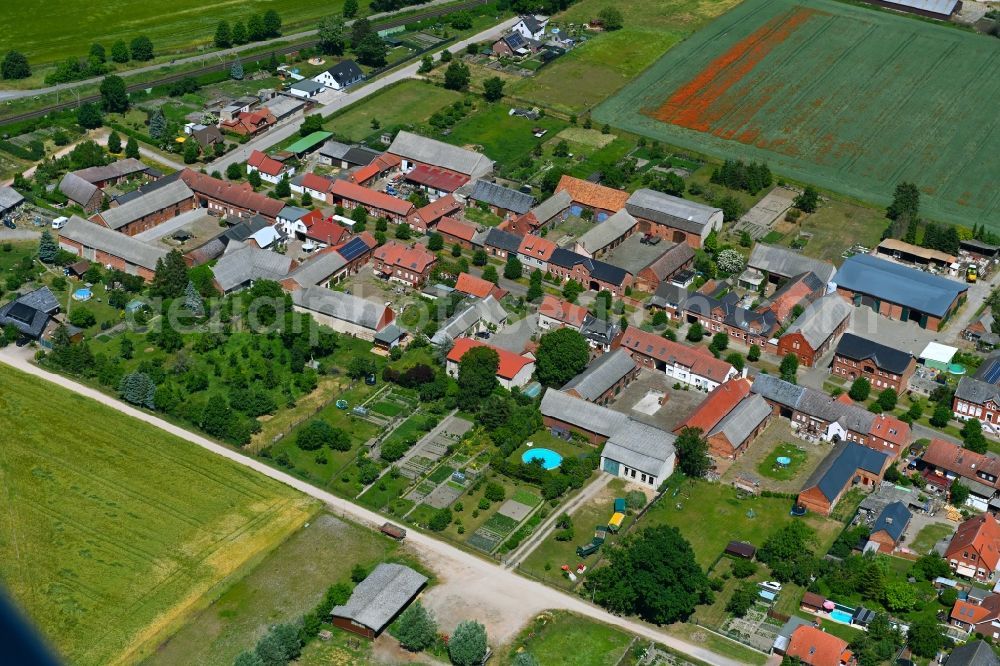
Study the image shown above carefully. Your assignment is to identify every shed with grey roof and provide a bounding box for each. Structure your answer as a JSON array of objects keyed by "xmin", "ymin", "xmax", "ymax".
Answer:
[
  {"xmin": 625, "ymin": 189, "xmax": 722, "ymax": 243},
  {"xmin": 94, "ymin": 179, "xmax": 195, "ymax": 232},
  {"xmin": 709, "ymin": 394, "xmax": 772, "ymax": 451},
  {"xmin": 540, "ymin": 388, "xmax": 629, "ymax": 440},
  {"xmin": 211, "ymin": 243, "xmax": 293, "ymax": 293},
  {"xmin": 0, "ymin": 185, "xmax": 25, "ymax": 218},
  {"xmin": 292, "ymin": 286, "xmax": 392, "ymax": 339},
  {"xmin": 798, "ymin": 442, "xmax": 889, "ymax": 515},
  {"xmin": 562, "ymin": 348, "xmax": 637, "ymax": 403},
  {"xmin": 389, "ymin": 130, "xmax": 493, "ymax": 178},
  {"xmin": 529, "ymin": 190, "xmax": 571, "ymax": 226},
  {"xmin": 470, "ymin": 179, "xmax": 535, "ymax": 215},
  {"xmin": 430, "ymin": 295, "xmax": 507, "ymax": 346},
  {"xmin": 287, "ymin": 251, "xmax": 348, "ymax": 289},
  {"xmin": 779, "ymin": 293, "xmax": 852, "ymax": 363},
  {"xmin": 575, "ymin": 209, "xmax": 638, "ymax": 257},
  {"xmin": 330, "ymin": 563, "xmax": 427, "ymax": 638},
  {"xmin": 870, "ymin": 500, "xmax": 911, "ymax": 546},
  {"xmin": 58, "ymin": 215, "xmax": 168, "ymax": 274},
  {"xmin": 59, "ymin": 172, "xmax": 101, "ymax": 211},
  {"xmin": 748, "ymin": 243, "xmax": 836, "ymax": 285},
  {"xmin": 603, "ymin": 419, "xmax": 676, "ymax": 487}
]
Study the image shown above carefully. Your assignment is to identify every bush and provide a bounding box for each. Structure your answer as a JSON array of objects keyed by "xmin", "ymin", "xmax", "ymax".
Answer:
[
  {"xmin": 483, "ymin": 481, "xmax": 505, "ymax": 502},
  {"xmin": 731, "ymin": 559, "xmax": 757, "ymax": 578}
]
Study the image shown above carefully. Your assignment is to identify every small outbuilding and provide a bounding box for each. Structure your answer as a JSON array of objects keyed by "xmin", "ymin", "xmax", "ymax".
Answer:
[
  {"xmin": 329, "ymin": 563, "xmax": 428, "ymax": 639},
  {"xmin": 725, "ymin": 541, "xmax": 756, "ymax": 560}
]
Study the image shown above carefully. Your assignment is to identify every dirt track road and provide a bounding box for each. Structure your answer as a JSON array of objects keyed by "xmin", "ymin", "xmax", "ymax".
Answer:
[{"xmin": 0, "ymin": 348, "xmax": 748, "ymax": 665}]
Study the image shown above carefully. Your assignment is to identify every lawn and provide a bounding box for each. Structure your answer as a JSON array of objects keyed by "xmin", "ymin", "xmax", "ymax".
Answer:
[
  {"xmin": 0, "ymin": 364, "xmax": 317, "ymax": 666},
  {"xmin": 443, "ymin": 104, "xmax": 569, "ymax": 167},
  {"xmin": 757, "ymin": 442, "xmax": 808, "ymax": 481},
  {"xmin": 1, "ymin": 0, "xmax": 349, "ymax": 65},
  {"xmin": 323, "ymin": 79, "xmax": 463, "ymax": 143},
  {"xmin": 503, "ymin": 611, "xmax": 633, "ymax": 666},
  {"xmin": 644, "ymin": 478, "xmax": 842, "ymax": 568},
  {"xmin": 910, "ymin": 522, "xmax": 955, "ymax": 555},
  {"xmin": 598, "ymin": 0, "xmax": 1000, "ymax": 231},
  {"xmin": 141, "ymin": 513, "xmax": 397, "ymax": 666}
]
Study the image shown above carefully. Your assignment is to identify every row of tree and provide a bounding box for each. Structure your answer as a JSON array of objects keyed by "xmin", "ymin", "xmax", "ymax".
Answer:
[{"xmin": 213, "ymin": 11, "xmax": 282, "ymax": 49}]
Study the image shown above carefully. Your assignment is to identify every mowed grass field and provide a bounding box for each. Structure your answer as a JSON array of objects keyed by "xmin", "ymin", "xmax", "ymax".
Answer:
[
  {"xmin": 0, "ymin": 365, "xmax": 318, "ymax": 666},
  {"xmin": 597, "ymin": 0, "xmax": 1000, "ymax": 231},
  {"xmin": 324, "ymin": 79, "xmax": 464, "ymax": 143},
  {"xmin": 0, "ymin": 0, "xmax": 346, "ymax": 65},
  {"xmin": 509, "ymin": 0, "xmax": 742, "ymax": 114}
]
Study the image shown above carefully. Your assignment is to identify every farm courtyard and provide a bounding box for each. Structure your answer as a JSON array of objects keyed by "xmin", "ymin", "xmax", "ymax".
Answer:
[{"xmin": 597, "ymin": 0, "xmax": 1000, "ymax": 230}]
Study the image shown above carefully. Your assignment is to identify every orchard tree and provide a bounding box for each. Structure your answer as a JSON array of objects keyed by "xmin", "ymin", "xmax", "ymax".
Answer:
[
  {"xmin": 483, "ymin": 76, "xmax": 505, "ymax": 102},
  {"xmin": 876, "ymin": 388, "xmax": 897, "ymax": 412},
  {"xmin": 482, "ymin": 264, "xmax": 499, "ymax": 285},
  {"xmin": 535, "ymin": 328, "xmax": 589, "ymax": 387},
  {"xmin": 716, "ymin": 249, "xmax": 745, "ymax": 275},
  {"xmin": 275, "ymin": 174, "xmax": 291, "ymax": 198},
  {"xmin": 951, "ymin": 480, "xmax": 970, "ymax": 506}
]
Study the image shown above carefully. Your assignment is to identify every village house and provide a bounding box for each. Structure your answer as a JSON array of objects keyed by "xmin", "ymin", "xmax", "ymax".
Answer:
[
  {"xmin": 430, "ymin": 295, "xmax": 508, "ymax": 347},
  {"xmin": 833, "ymin": 253, "xmax": 968, "ymax": 330},
  {"xmin": 491, "ymin": 31, "xmax": 540, "ymax": 57},
  {"xmin": 920, "ymin": 438, "xmax": 1000, "ymax": 511},
  {"xmin": 288, "ymin": 79, "xmax": 325, "ymax": 99},
  {"xmin": 562, "ymin": 348, "xmax": 639, "ymax": 405},
  {"xmin": 635, "ymin": 242, "xmax": 696, "ymax": 292},
  {"xmin": 517, "ymin": 234, "xmax": 558, "ymax": 272},
  {"xmin": 247, "ymin": 150, "xmax": 294, "ymax": 184},
  {"xmin": 538, "ymin": 295, "xmax": 589, "ymax": 331},
  {"xmin": 313, "ymin": 60, "xmax": 364, "ymax": 90},
  {"xmin": 648, "ymin": 283, "xmax": 689, "ymax": 320},
  {"xmin": 675, "ymin": 377, "xmax": 772, "ymax": 460},
  {"xmin": 617, "ymin": 327, "xmax": 736, "ymax": 391},
  {"xmin": 797, "ymin": 442, "xmax": 891, "ymax": 515},
  {"xmin": 404, "ymin": 165, "xmax": 469, "ymax": 199},
  {"xmin": 290, "ymin": 172, "xmax": 335, "ymax": 202},
  {"xmin": 832, "ymin": 334, "xmax": 916, "ymax": 394},
  {"xmin": 436, "ymin": 216, "xmax": 480, "ymax": 250},
  {"xmin": 867, "ymin": 501, "xmax": 911, "ymax": 553},
  {"xmin": 372, "ymin": 241, "xmax": 436, "ymax": 288},
  {"xmin": 764, "ymin": 272, "xmax": 827, "ymax": 324},
  {"xmin": 470, "ymin": 180, "xmax": 535, "ymax": 218},
  {"xmin": 57, "ymin": 216, "xmax": 167, "ymax": 282},
  {"xmin": 410, "ymin": 194, "xmax": 461, "ymax": 231},
  {"xmin": 0, "ymin": 286, "xmax": 70, "ymax": 346},
  {"xmin": 554, "ymin": 174, "xmax": 629, "ymax": 222},
  {"xmin": 513, "ymin": 190, "xmax": 571, "ymax": 232},
  {"xmin": 74, "ymin": 158, "xmax": 154, "ymax": 188},
  {"xmin": 291, "ymin": 286, "xmax": 394, "ymax": 341},
  {"xmin": 546, "ymin": 247, "xmax": 633, "ymax": 296},
  {"xmin": 684, "ymin": 284, "xmax": 779, "ymax": 350},
  {"xmin": 318, "ymin": 141, "xmax": 381, "ymax": 169},
  {"xmin": 388, "ymin": 130, "xmax": 493, "ymax": 180},
  {"xmin": 539, "ymin": 389, "xmax": 676, "ymax": 488},
  {"xmin": 512, "ymin": 14, "xmax": 549, "ymax": 40},
  {"xmin": 580, "ymin": 316, "xmax": 619, "ymax": 353},
  {"xmin": 180, "ymin": 169, "xmax": 285, "ymax": 221},
  {"xmin": 331, "ymin": 180, "xmax": 415, "ymax": 224},
  {"xmin": 90, "ymin": 179, "xmax": 195, "ymax": 236},
  {"xmin": 965, "ymin": 310, "xmax": 999, "ymax": 349},
  {"xmin": 58, "ymin": 172, "xmax": 103, "ymax": 212},
  {"xmin": 625, "ymin": 188, "xmax": 723, "ymax": 249},
  {"xmin": 284, "ymin": 235, "xmax": 377, "ymax": 289},
  {"xmin": 222, "ymin": 109, "xmax": 277, "ymax": 137},
  {"xmin": 954, "ymin": 353, "xmax": 1000, "ymax": 435},
  {"xmin": 350, "ymin": 153, "xmax": 401, "ymax": 188},
  {"xmin": 265, "ymin": 95, "xmax": 306, "ymax": 122},
  {"xmin": 784, "ymin": 624, "xmax": 854, "ymax": 666},
  {"xmin": 776, "ymin": 294, "xmax": 853, "ymax": 367},
  {"xmin": 446, "ymin": 337, "xmax": 535, "ymax": 389},
  {"xmin": 211, "ymin": 243, "xmax": 294, "ymax": 293},
  {"xmin": 484, "ymin": 227, "xmax": 522, "ymax": 259},
  {"xmin": 946, "ymin": 513, "xmax": 1000, "ymax": 582},
  {"xmin": 453, "ymin": 272, "xmax": 507, "ymax": 301}
]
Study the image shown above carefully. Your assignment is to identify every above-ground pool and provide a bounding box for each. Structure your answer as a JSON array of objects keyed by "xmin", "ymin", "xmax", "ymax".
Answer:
[
  {"xmin": 522, "ymin": 448, "xmax": 563, "ymax": 470},
  {"xmin": 72, "ymin": 287, "xmax": 92, "ymax": 301},
  {"xmin": 829, "ymin": 609, "xmax": 853, "ymax": 624}
]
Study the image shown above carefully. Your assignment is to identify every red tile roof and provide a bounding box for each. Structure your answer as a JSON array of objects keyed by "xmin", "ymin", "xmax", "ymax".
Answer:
[
  {"xmin": 412, "ymin": 194, "xmax": 462, "ymax": 230},
  {"xmin": 446, "ymin": 337, "xmax": 534, "ymax": 380},
  {"xmin": 405, "ymin": 164, "xmax": 469, "ymax": 192},
  {"xmin": 331, "ymin": 180, "xmax": 415, "ymax": 217},
  {"xmin": 248, "ymin": 150, "xmax": 284, "ymax": 177},
  {"xmin": 923, "ymin": 438, "xmax": 1000, "ymax": 489},
  {"xmin": 436, "ymin": 216, "xmax": 478, "ymax": 242},
  {"xmin": 951, "ymin": 599, "xmax": 996, "ymax": 626},
  {"xmin": 349, "ymin": 153, "xmax": 402, "ymax": 185},
  {"xmin": 619, "ymin": 328, "xmax": 734, "ymax": 382},
  {"xmin": 868, "ymin": 414, "xmax": 910, "ymax": 449},
  {"xmin": 179, "ymin": 169, "xmax": 284, "ymax": 218},
  {"xmin": 947, "ymin": 513, "xmax": 1000, "ymax": 573},
  {"xmin": 517, "ymin": 234, "xmax": 558, "ymax": 262},
  {"xmin": 539, "ymin": 294, "xmax": 588, "ymax": 328},
  {"xmin": 555, "ymin": 175, "xmax": 629, "ymax": 212},
  {"xmin": 305, "ymin": 215, "xmax": 349, "ymax": 245},
  {"xmin": 374, "ymin": 241, "xmax": 435, "ymax": 274},
  {"xmin": 677, "ymin": 378, "xmax": 752, "ymax": 434},
  {"xmin": 786, "ymin": 625, "xmax": 851, "ymax": 666},
  {"xmin": 454, "ymin": 272, "xmax": 506, "ymax": 300},
  {"xmin": 302, "ymin": 172, "xmax": 334, "ymax": 194}
]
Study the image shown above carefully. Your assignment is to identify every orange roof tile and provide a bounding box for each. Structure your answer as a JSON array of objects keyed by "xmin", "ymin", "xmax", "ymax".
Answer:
[
  {"xmin": 454, "ymin": 272, "xmax": 506, "ymax": 300},
  {"xmin": 868, "ymin": 414, "xmax": 910, "ymax": 449},
  {"xmin": 302, "ymin": 172, "xmax": 334, "ymax": 193},
  {"xmin": 951, "ymin": 599, "xmax": 994, "ymax": 626},
  {"xmin": 446, "ymin": 338, "xmax": 534, "ymax": 380},
  {"xmin": 436, "ymin": 216, "xmax": 477, "ymax": 242},
  {"xmin": 786, "ymin": 625, "xmax": 850, "ymax": 666},
  {"xmin": 555, "ymin": 175, "xmax": 629, "ymax": 212},
  {"xmin": 374, "ymin": 241, "xmax": 435, "ymax": 274},
  {"xmin": 517, "ymin": 234, "xmax": 557, "ymax": 261},
  {"xmin": 331, "ymin": 180, "xmax": 415, "ymax": 217},
  {"xmin": 413, "ymin": 194, "xmax": 462, "ymax": 229},
  {"xmin": 538, "ymin": 295, "xmax": 588, "ymax": 328},
  {"xmin": 923, "ymin": 438, "xmax": 1000, "ymax": 489},
  {"xmin": 677, "ymin": 378, "xmax": 752, "ymax": 434},
  {"xmin": 947, "ymin": 513, "xmax": 1000, "ymax": 572},
  {"xmin": 619, "ymin": 328, "xmax": 734, "ymax": 382},
  {"xmin": 248, "ymin": 150, "xmax": 284, "ymax": 177}
]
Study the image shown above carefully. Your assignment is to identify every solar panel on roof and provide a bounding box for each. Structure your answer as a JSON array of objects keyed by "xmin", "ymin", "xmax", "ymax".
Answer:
[
  {"xmin": 984, "ymin": 361, "xmax": 1000, "ymax": 385},
  {"xmin": 8, "ymin": 302, "xmax": 34, "ymax": 324},
  {"xmin": 337, "ymin": 237, "xmax": 368, "ymax": 262}
]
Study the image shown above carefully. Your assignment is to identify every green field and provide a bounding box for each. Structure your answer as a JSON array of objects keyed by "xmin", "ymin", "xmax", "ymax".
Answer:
[
  {"xmin": 504, "ymin": 611, "xmax": 633, "ymax": 666},
  {"xmin": 597, "ymin": 0, "xmax": 1000, "ymax": 231},
  {"xmin": 324, "ymin": 79, "xmax": 464, "ymax": 143},
  {"xmin": 0, "ymin": 364, "xmax": 317, "ymax": 666},
  {"xmin": 0, "ymin": 0, "xmax": 345, "ymax": 65}
]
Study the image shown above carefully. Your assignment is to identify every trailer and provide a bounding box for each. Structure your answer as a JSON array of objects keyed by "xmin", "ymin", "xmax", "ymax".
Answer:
[{"xmin": 380, "ymin": 522, "xmax": 407, "ymax": 540}]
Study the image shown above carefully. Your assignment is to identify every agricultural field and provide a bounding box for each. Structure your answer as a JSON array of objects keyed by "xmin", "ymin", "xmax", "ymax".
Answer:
[
  {"xmin": 0, "ymin": 364, "xmax": 317, "ymax": 666},
  {"xmin": 324, "ymin": 79, "xmax": 464, "ymax": 143},
  {"xmin": 0, "ymin": 0, "xmax": 347, "ymax": 66},
  {"xmin": 597, "ymin": 0, "xmax": 1000, "ymax": 230}
]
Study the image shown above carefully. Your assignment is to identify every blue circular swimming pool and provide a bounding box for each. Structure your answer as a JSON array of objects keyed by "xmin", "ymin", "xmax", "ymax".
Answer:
[
  {"xmin": 522, "ymin": 448, "xmax": 563, "ymax": 470},
  {"xmin": 72, "ymin": 287, "xmax": 92, "ymax": 301}
]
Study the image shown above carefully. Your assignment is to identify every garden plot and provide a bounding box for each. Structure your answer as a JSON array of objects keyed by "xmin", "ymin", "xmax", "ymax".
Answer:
[
  {"xmin": 734, "ymin": 186, "xmax": 797, "ymax": 240},
  {"xmin": 468, "ymin": 513, "xmax": 520, "ymax": 553},
  {"xmin": 422, "ymin": 483, "xmax": 464, "ymax": 509},
  {"xmin": 497, "ymin": 499, "xmax": 534, "ymax": 522}
]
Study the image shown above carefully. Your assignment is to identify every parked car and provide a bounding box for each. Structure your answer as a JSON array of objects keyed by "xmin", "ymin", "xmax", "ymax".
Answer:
[
  {"xmin": 760, "ymin": 581, "xmax": 782, "ymax": 592},
  {"xmin": 365, "ymin": 373, "xmax": 377, "ymax": 386},
  {"xmin": 51, "ymin": 216, "xmax": 68, "ymax": 230},
  {"xmin": 3, "ymin": 219, "xmax": 15, "ymax": 229}
]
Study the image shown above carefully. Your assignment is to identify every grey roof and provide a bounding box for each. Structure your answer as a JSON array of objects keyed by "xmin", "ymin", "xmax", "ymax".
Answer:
[
  {"xmin": 625, "ymin": 189, "xmax": 720, "ymax": 233},
  {"xmin": 223, "ymin": 215, "xmax": 271, "ymax": 244},
  {"xmin": 684, "ymin": 289, "xmax": 777, "ymax": 337},
  {"xmin": 97, "ymin": 180, "xmax": 194, "ymax": 230},
  {"xmin": 562, "ymin": 348, "xmax": 636, "ymax": 400},
  {"xmin": 782, "ymin": 294, "xmax": 852, "ymax": 349},
  {"xmin": 288, "ymin": 251, "xmax": 348, "ymax": 288},
  {"xmin": 319, "ymin": 140, "xmax": 352, "ymax": 160},
  {"xmin": 871, "ymin": 501, "xmax": 911, "ymax": 541},
  {"xmin": 640, "ymin": 242, "xmax": 695, "ymax": 281},
  {"xmin": 883, "ymin": 0, "xmax": 959, "ymax": 15},
  {"xmin": 484, "ymin": 228, "xmax": 522, "ymax": 253},
  {"xmin": 113, "ymin": 170, "xmax": 182, "ymax": 206},
  {"xmin": 834, "ymin": 333, "xmax": 913, "ymax": 375},
  {"xmin": 579, "ymin": 314, "xmax": 619, "ymax": 345},
  {"xmin": 330, "ymin": 563, "xmax": 427, "ymax": 633},
  {"xmin": 278, "ymin": 205, "xmax": 310, "ymax": 221},
  {"xmin": 604, "ymin": 419, "xmax": 676, "ymax": 476},
  {"xmin": 973, "ymin": 351, "xmax": 1000, "ymax": 382},
  {"xmin": 0, "ymin": 185, "xmax": 25, "ymax": 211},
  {"xmin": 519, "ymin": 14, "xmax": 546, "ymax": 34},
  {"xmin": 956, "ymin": 376, "xmax": 1000, "ymax": 405},
  {"xmin": 947, "ymin": 640, "xmax": 1000, "ymax": 666},
  {"xmin": 212, "ymin": 243, "xmax": 293, "ymax": 292},
  {"xmin": 431, "ymin": 295, "xmax": 507, "ymax": 345},
  {"xmin": 15, "ymin": 286, "xmax": 59, "ymax": 314},
  {"xmin": 802, "ymin": 442, "xmax": 889, "ymax": 502},
  {"xmin": 73, "ymin": 158, "xmax": 148, "ymax": 184},
  {"xmin": 751, "ymin": 373, "xmax": 807, "ymax": 408},
  {"xmin": 375, "ymin": 323, "xmax": 404, "ymax": 344},
  {"xmin": 389, "ymin": 130, "xmax": 494, "ymax": 178},
  {"xmin": 343, "ymin": 145, "xmax": 382, "ymax": 167},
  {"xmin": 0, "ymin": 287, "xmax": 59, "ymax": 338},
  {"xmin": 290, "ymin": 79, "xmax": 325, "ymax": 94},
  {"xmin": 59, "ymin": 172, "xmax": 99, "ymax": 205},
  {"xmin": 324, "ymin": 59, "xmax": 363, "ymax": 85},
  {"xmin": 265, "ymin": 95, "xmax": 305, "ymax": 118},
  {"xmin": 747, "ymin": 243, "xmax": 836, "ymax": 284},
  {"xmin": 59, "ymin": 216, "xmax": 168, "ymax": 270},
  {"xmin": 833, "ymin": 254, "xmax": 968, "ymax": 317},
  {"xmin": 649, "ymin": 282, "xmax": 688, "ymax": 309},
  {"xmin": 470, "ymin": 180, "xmax": 534, "ymax": 214},
  {"xmin": 292, "ymin": 286, "xmax": 389, "ymax": 331},
  {"xmin": 709, "ymin": 394, "xmax": 771, "ymax": 448},
  {"xmin": 530, "ymin": 190, "xmax": 571, "ymax": 223},
  {"xmin": 540, "ymin": 388, "xmax": 629, "ymax": 436},
  {"xmin": 576, "ymin": 209, "xmax": 638, "ymax": 254}
]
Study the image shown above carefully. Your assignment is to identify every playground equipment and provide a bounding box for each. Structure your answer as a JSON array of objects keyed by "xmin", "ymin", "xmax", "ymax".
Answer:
[
  {"xmin": 335, "ymin": 399, "xmax": 348, "ymax": 409},
  {"xmin": 576, "ymin": 526, "xmax": 607, "ymax": 557},
  {"xmin": 614, "ymin": 497, "xmax": 627, "ymax": 513},
  {"xmin": 608, "ymin": 512, "xmax": 625, "ymax": 533}
]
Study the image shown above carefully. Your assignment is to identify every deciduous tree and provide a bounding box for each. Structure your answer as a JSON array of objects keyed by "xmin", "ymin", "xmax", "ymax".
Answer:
[
  {"xmin": 110, "ymin": 40, "xmax": 130, "ymax": 63},
  {"xmin": 129, "ymin": 36, "xmax": 154, "ymax": 61},
  {"xmin": 1, "ymin": 51, "xmax": 31, "ymax": 79},
  {"xmin": 483, "ymin": 76, "xmax": 505, "ymax": 101},
  {"xmin": 99, "ymin": 75, "xmax": 129, "ymax": 113},
  {"xmin": 215, "ymin": 21, "xmax": 232, "ymax": 48},
  {"xmin": 396, "ymin": 601, "xmax": 437, "ymax": 651},
  {"xmin": 457, "ymin": 345, "xmax": 498, "ymax": 410},
  {"xmin": 675, "ymin": 427, "xmax": 711, "ymax": 478},
  {"xmin": 535, "ymin": 327, "xmax": 589, "ymax": 387},
  {"xmin": 448, "ymin": 621, "xmax": 488, "ymax": 666}
]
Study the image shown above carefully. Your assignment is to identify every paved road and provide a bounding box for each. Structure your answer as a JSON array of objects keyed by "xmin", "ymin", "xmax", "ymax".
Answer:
[
  {"xmin": 0, "ymin": 0, "xmax": 466, "ymax": 102},
  {"xmin": 209, "ymin": 17, "xmax": 520, "ymax": 173},
  {"xmin": 0, "ymin": 347, "xmax": 747, "ymax": 666}
]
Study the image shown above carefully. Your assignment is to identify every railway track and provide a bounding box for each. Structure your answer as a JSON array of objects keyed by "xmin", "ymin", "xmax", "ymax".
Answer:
[{"xmin": 0, "ymin": 0, "xmax": 488, "ymax": 126}]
